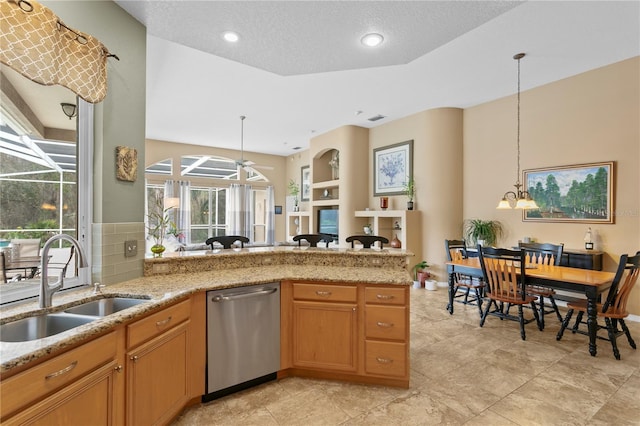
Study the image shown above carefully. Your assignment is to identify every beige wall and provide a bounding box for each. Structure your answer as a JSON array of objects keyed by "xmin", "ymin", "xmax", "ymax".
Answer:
[
  {"xmin": 146, "ymin": 139, "xmax": 288, "ymax": 242},
  {"xmin": 464, "ymin": 57, "xmax": 640, "ymax": 314},
  {"xmin": 369, "ymin": 109, "xmax": 464, "ymax": 277}
]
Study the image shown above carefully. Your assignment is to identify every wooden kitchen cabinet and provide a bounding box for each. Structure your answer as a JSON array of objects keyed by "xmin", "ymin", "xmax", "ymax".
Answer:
[
  {"xmin": 291, "ymin": 282, "xmax": 358, "ymax": 372},
  {"xmin": 0, "ymin": 331, "xmax": 123, "ymax": 425},
  {"xmin": 126, "ymin": 299, "xmax": 192, "ymax": 426},
  {"xmin": 364, "ymin": 286, "xmax": 409, "ymax": 379},
  {"xmin": 3, "ymin": 360, "xmax": 120, "ymax": 426},
  {"xmin": 282, "ymin": 281, "xmax": 410, "ymax": 387}
]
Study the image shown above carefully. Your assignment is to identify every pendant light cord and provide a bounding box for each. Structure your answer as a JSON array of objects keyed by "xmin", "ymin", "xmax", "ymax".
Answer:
[{"xmin": 516, "ymin": 54, "xmax": 522, "ymax": 189}]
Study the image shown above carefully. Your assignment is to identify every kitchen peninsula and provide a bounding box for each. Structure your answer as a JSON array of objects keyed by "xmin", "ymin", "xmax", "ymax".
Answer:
[{"xmin": 0, "ymin": 247, "xmax": 412, "ymax": 425}]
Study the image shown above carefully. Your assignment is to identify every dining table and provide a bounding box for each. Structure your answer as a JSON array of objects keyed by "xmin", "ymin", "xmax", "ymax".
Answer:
[{"xmin": 445, "ymin": 257, "xmax": 616, "ymax": 357}]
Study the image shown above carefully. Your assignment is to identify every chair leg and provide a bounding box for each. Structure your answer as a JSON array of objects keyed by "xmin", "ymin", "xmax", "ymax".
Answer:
[
  {"xmin": 480, "ymin": 299, "xmax": 491, "ymax": 327},
  {"xmin": 549, "ymin": 295, "xmax": 563, "ymax": 323},
  {"xmin": 518, "ymin": 304, "xmax": 526, "ymax": 340},
  {"xmin": 619, "ymin": 319, "xmax": 637, "ymax": 349},
  {"xmin": 556, "ymin": 309, "xmax": 574, "ymax": 340},
  {"xmin": 604, "ymin": 317, "xmax": 621, "ymax": 360},
  {"xmin": 531, "ymin": 300, "xmax": 542, "ymax": 331},
  {"xmin": 572, "ymin": 311, "xmax": 584, "ymax": 333},
  {"xmin": 475, "ymin": 288, "xmax": 483, "ymax": 316},
  {"xmin": 538, "ymin": 296, "xmax": 546, "ymax": 330}
]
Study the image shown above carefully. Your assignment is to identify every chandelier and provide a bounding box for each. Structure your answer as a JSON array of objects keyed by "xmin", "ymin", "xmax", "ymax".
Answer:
[{"xmin": 497, "ymin": 53, "xmax": 539, "ymax": 210}]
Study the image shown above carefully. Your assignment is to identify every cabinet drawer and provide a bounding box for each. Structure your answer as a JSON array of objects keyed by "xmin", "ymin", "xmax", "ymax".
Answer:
[
  {"xmin": 1, "ymin": 331, "xmax": 116, "ymax": 418},
  {"xmin": 127, "ymin": 299, "xmax": 190, "ymax": 349},
  {"xmin": 365, "ymin": 286, "xmax": 406, "ymax": 305},
  {"xmin": 365, "ymin": 305, "xmax": 406, "ymax": 340},
  {"xmin": 365, "ymin": 341, "xmax": 407, "ymax": 378},
  {"xmin": 292, "ymin": 283, "xmax": 356, "ymax": 303}
]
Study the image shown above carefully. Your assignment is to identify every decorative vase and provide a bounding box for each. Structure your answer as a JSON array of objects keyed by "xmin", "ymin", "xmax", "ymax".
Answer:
[
  {"xmin": 151, "ymin": 244, "xmax": 166, "ymax": 257},
  {"xmin": 380, "ymin": 197, "xmax": 389, "ymax": 210},
  {"xmin": 417, "ymin": 270, "xmax": 431, "ymax": 287},
  {"xmin": 391, "ymin": 234, "xmax": 401, "ymax": 248},
  {"xmin": 407, "ymin": 201, "xmax": 414, "ymax": 210},
  {"xmin": 364, "ymin": 226, "xmax": 372, "ymax": 235}
]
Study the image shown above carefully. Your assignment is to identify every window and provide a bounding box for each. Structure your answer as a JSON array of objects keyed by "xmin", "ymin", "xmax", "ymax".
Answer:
[
  {"xmin": 190, "ymin": 187, "xmax": 226, "ymax": 243},
  {"xmin": 1, "ymin": 72, "xmax": 91, "ymax": 304}
]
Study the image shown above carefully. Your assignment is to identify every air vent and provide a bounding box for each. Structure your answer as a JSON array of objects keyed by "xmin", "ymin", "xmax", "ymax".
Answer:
[
  {"xmin": 292, "ymin": 146, "xmax": 302, "ymax": 150},
  {"xmin": 368, "ymin": 114, "xmax": 386, "ymax": 122}
]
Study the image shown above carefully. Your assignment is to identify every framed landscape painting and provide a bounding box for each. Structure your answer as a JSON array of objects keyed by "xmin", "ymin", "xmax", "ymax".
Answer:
[
  {"xmin": 373, "ymin": 140, "xmax": 413, "ymax": 196},
  {"xmin": 523, "ymin": 161, "xmax": 614, "ymax": 223}
]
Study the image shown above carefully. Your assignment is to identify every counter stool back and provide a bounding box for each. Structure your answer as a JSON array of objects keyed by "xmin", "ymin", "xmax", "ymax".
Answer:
[
  {"xmin": 293, "ymin": 233, "xmax": 334, "ymax": 248},
  {"xmin": 346, "ymin": 235, "xmax": 388, "ymax": 249},
  {"xmin": 205, "ymin": 236, "xmax": 250, "ymax": 250}
]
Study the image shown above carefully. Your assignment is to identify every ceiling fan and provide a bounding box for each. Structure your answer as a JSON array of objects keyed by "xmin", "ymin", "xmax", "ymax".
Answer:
[{"xmin": 235, "ymin": 115, "xmax": 273, "ymax": 171}]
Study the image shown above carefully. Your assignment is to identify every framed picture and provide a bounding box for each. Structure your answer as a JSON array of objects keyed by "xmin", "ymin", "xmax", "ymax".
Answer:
[
  {"xmin": 301, "ymin": 165, "xmax": 310, "ymax": 201},
  {"xmin": 274, "ymin": 205, "xmax": 283, "ymax": 215},
  {"xmin": 373, "ymin": 140, "xmax": 413, "ymax": 196},
  {"xmin": 523, "ymin": 161, "xmax": 614, "ymax": 223}
]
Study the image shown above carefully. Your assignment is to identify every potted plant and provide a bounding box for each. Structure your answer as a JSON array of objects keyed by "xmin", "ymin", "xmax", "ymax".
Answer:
[
  {"xmin": 147, "ymin": 198, "xmax": 177, "ymax": 256},
  {"xmin": 403, "ymin": 178, "xmax": 416, "ymax": 210},
  {"xmin": 288, "ymin": 179, "xmax": 300, "ymax": 212},
  {"xmin": 412, "ymin": 260, "xmax": 431, "ymax": 287},
  {"xmin": 463, "ymin": 219, "xmax": 504, "ymax": 247}
]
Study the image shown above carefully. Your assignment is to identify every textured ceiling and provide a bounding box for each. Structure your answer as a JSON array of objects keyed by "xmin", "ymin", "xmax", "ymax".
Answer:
[
  {"xmin": 116, "ymin": 1, "xmax": 522, "ymax": 76},
  {"xmin": 7, "ymin": 1, "xmax": 637, "ymax": 159}
]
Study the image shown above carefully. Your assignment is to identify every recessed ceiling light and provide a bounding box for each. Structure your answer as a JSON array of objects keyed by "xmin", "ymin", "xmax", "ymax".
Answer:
[
  {"xmin": 222, "ymin": 31, "xmax": 239, "ymax": 42},
  {"xmin": 361, "ymin": 33, "xmax": 384, "ymax": 47}
]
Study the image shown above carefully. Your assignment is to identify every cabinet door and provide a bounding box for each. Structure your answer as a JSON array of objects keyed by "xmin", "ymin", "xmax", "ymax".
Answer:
[
  {"xmin": 127, "ymin": 321, "xmax": 190, "ymax": 426},
  {"xmin": 3, "ymin": 361, "xmax": 120, "ymax": 426},
  {"xmin": 292, "ymin": 301, "xmax": 357, "ymax": 372}
]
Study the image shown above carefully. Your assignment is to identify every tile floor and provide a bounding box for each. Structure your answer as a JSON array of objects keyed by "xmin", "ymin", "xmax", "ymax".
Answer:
[{"xmin": 173, "ymin": 286, "xmax": 640, "ymax": 425}]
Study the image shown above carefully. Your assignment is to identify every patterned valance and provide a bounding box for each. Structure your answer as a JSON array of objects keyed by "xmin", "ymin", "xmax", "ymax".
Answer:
[{"xmin": 0, "ymin": 0, "xmax": 118, "ymax": 103}]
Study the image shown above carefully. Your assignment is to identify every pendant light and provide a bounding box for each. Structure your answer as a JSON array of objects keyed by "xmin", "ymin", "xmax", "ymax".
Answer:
[{"xmin": 497, "ymin": 53, "xmax": 539, "ymax": 210}]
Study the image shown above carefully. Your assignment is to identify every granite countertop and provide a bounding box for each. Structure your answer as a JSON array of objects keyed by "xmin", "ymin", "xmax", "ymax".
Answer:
[{"xmin": 1, "ymin": 248, "xmax": 412, "ymax": 375}]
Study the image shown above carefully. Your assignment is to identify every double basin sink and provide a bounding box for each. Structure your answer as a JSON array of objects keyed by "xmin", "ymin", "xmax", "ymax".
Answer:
[{"xmin": 0, "ymin": 297, "xmax": 150, "ymax": 342}]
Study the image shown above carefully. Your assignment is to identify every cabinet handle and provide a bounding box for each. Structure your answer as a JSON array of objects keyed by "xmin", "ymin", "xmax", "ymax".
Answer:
[
  {"xmin": 114, "ymin": 365, "xmax": 123, "ymax": 373},
  {"xmin": 156, "ymin": 316, "xmax": 172, "ymax": 327},
  {"xmin": 315, "ymin": 291, "xmax": 332, "ymax": 297},
  {"xmin": 130, "ymin": 355, "xmax": 139, "ymax": 362},
  {"xmin": 376, "ymin": 357, "xmax": 394, "ymax": 364},
  {"xmin": 45, "ymin": 361, "xmax": 77, "ymax": 380},
  {"xmin": 376, "ymin": 321, "xmax": 394, "ymax": 328},
  {"xmin": 376, "ymin": 294, "xmax": 394, "ymax": 300}
]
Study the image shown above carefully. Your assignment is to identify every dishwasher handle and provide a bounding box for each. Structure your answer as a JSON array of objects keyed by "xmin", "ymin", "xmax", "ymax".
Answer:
[{"xmin": 211, "ymin": 287, "xmax": 278, "ymax": 302}]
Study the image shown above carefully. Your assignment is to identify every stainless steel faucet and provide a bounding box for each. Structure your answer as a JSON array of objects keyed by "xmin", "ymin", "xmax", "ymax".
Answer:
[{"xmin": 39, "ymin": 234, "xmax": 88, "ymax": 308}]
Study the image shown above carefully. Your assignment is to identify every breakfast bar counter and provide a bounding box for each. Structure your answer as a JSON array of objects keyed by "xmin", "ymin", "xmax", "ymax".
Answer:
[{"xmin": 1, "ymin": 247, "xmax": 413, "ymax": 375}]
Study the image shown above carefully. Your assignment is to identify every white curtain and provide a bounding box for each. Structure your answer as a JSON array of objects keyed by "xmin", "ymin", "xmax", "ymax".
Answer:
[
  {"xmin": 265, "ymin": 186, "xmax": 275, "ymax": 245},
  {"xmin": 163, "ymin": 180, "xmax": 190, "ymax": 244},
  {"xmin": 177, "ymin": 181, "xmax": 191, "ymax": 244},
  {"xmin": 228, "ymin": 184, "xmax": 252, "ymax": 239}
]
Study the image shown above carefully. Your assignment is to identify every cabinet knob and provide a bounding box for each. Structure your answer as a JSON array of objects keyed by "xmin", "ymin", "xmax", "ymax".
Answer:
[
  {"xmin": 376, "ymin": 357, "xmax": 394, "ymax": 364},
  {"xmin": 315, "ymin": 291, "xmax": 332, "ymax": 297},
  {"xmin": 376, "ymin": 294, "xmax": 394, "ymax": 300},
  {"xmin": 376, "ymin": 321, "xmax": 394, "ymax": 328},
  {"xmin": 114, "ymin": 365, "xmax": 123, "ymax": 373},
  {"xmin": 130, "ymin": 355, "xmax": 139, "ymax": 362}
]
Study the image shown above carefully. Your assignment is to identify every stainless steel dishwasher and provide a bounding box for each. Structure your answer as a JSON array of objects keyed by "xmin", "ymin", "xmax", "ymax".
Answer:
[{"xmin": 203, "ymin": 283, "xmax": 280, "ymax": 401}]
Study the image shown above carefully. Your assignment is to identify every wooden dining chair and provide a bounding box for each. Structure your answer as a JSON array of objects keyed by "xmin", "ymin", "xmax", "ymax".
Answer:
[
  {"xmin": 518, "ymin": 242, "xmax": 565, "ymax": 329},
  {"xmin": 205, "ymin": 235, "xmax": 250, "ymax": 249},
  {"xmin": 445, "ymin": 239, "xmax": 485, "ymax": 315},
  {"xmin": 346, "ymin": 235, "xmax": 389, "ymax": 249},
  {"xmin": 556, "ymin": 251, "xmax": 640, "ymax": 360},
  {"xmin": 292, "ymin": 233, "xmax": 334, "ymax": 248},
  {"xmin": 478, "ymin": 246, "xmax": 542, "ymax": 340}
]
